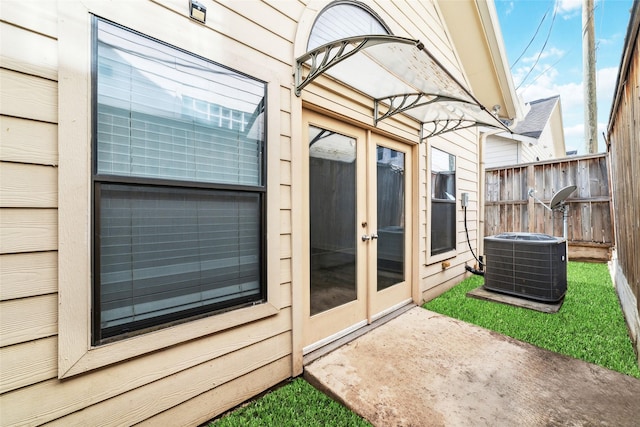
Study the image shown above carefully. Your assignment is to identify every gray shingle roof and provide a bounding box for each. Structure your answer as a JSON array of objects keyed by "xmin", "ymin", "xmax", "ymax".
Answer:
[{"xmin": 512, "ymin": 95, "xmax": 560, "ymax": 139}]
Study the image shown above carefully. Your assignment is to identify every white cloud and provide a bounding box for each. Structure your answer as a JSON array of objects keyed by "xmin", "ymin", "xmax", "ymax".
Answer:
[
  {"xmin": 596, "ymin": 66, "xmax": 619, "ymax": 111},
  {"xmin": 556, "ymin": 0, "xmax": 582, "ymax": 19},
  {"xmin": 556, "ymin": 0, "xmax": 581, "ymax": 13},
  {"xmin": 505, "ymin": 1, "xmax": 515, "ymax": 16},
  {"xmin": 564, "ymin": 123, "xmax": 583, "ymax": 138},
  {"xmin": 514, "ymin": 65, "xmax": 617, "ymax": 155},
  {"xmin": 521, "ymin": 47, "xmax": 566, "ymax": 64},
  {"xmin": 516, "ymin": 66, "xmax": 617, "ymax": 113},
  {"xmin": 515, "ymin": 66, "xmax": 582, "ymax": 112},
  {"xmin": 563, "ymin": 123, "xmax": 583, "ymax": 153}
]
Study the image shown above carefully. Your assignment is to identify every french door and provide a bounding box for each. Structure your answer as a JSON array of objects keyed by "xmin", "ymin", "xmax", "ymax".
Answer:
[{"xmin": 302, "ymin": 110, "xmax": 412, "ymax": 351}]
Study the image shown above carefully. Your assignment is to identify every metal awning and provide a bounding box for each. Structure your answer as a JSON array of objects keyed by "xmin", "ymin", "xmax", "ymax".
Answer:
[{"xmin": 295, "ymin": 35, "xmax": 511, "ymax": 140}]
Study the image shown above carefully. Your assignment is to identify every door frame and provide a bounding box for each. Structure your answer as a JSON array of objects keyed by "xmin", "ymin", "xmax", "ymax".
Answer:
[{"xmin": 301, "ymin": 108, "xmax": 417, "ymax": 353}]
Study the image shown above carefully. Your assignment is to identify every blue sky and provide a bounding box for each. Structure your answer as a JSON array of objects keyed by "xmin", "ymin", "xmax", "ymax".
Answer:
[{"xmin": 494, "ymin": 0, "xmax": 634, "ymax": 154}]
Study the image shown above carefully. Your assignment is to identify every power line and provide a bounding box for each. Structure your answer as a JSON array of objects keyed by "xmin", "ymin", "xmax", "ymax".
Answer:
[
  {"xmin": 519, "ymin": 47, "xmax": 571, "ymax": 92},
  {"xmin": 516, "ymin": 1, "xmax": 559, "ymax": 90},
  {"xmin": 510, "ymin": 6, "xmax": 551, "ymax": 70}
]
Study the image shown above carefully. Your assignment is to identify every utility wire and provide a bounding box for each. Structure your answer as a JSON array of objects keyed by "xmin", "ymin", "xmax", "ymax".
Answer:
[
  {"xmin": 519, "ymin": 45, "xmax": 573, "ymax": 92},
  {"xmin": 516, "ymin": 1, "xmax": 559, "ymax": 90},
  {"xmin": 510, "ymin": 7, "xmax": 550, "ymax": 70}
]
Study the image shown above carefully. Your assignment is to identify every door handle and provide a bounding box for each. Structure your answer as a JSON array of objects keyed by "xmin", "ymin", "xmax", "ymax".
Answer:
[
  {"xmin": 362, "ymin": 234, "xmax": 371, "ymax": 241},
  {"xmin": 371, "ymin": 233, "xmax": 378, "ymax": 240}
]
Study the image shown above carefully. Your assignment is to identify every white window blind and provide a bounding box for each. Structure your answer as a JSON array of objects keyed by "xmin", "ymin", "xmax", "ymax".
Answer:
[{"xmin": 96, "ymin": 20, "xmax": 265, "ymax": 186}]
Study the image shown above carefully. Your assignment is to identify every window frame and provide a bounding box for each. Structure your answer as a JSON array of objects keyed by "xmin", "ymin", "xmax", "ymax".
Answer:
[
  {"xmin": 427, "ymin": 146, "xmax": 458, "ymax": 263},
  {"xmin": 90, "ymin": 17, "xmax": 268, "ymax": 344},
  {"xmin": 58, "ymin": 6, "xmax": 281, "ymax": 378}
]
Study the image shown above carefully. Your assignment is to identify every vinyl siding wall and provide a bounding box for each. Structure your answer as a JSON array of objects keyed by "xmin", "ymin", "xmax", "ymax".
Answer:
[
  {"xmin": 1, "ymin": 0, "xmax": 482, "ymax": 424},
  {"xmin": 484, "ymin": 135, "xmax": 520, "ymax": 168}
]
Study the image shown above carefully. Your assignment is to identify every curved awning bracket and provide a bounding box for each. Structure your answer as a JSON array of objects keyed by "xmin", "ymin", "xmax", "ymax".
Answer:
[
  {"xmin": 422, "ymin": 120, "xmax": 478, "ymax": 140},
  {"xmin": 295, "ymin": 35, "xmax": 419, "ymax": 97},
  {"xmin": 374, "ymin": 93, "xmax": 476, "ymax": 125}
]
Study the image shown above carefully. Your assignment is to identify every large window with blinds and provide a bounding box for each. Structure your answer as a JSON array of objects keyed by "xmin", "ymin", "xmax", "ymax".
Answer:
[
  {"xmin": 92, "ymin": 18, "xmax": 267, "ymax": 343},
  {"xmin": 431, "ymin": 148, "xmax": 456, "ymax": 256}
]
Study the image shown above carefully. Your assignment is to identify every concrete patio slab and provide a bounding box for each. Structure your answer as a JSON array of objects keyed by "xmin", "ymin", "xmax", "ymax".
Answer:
[{"xmin": 304, "ymin": 307, "xmax": 640, "ymax": 427}]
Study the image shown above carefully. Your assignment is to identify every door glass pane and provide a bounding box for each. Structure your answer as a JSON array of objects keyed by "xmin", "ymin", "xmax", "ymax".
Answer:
[
  {"xmin": 309, "ymin": 126, "xmax": 357, "ymax": 315},
  {"xmin": 377, "ymin": 146, "xmax": 405, "ymax": 290}
]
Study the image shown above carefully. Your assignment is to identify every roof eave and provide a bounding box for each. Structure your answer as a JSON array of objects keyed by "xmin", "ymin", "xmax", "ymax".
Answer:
[{"xmin": 439, "ymin": 0, "xmax": 525, "ymax": 122}]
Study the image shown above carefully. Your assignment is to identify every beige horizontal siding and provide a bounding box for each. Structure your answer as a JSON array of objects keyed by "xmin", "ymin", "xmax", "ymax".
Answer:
[
  {"xmin": 0, "ymin": 0, "xmax": 58, "ymax": 38},
  {"xmin": 280, "ymin": 160, "xmax": 292, "ymax": 185},
  {"xmin": 267, "ymin": 0, "xmax": 302, "ymax": 21},
  {"xmin": 0, "ymin": 162, "xmax": 58, "ymax": 208},
  {"xmin": 0, "ymin": 68, "xmax": 57, "ymax": 123},
  {"xmin": 280, "ymin": 258, "xmax": 292, "ymax": 284},
  {"xmin": 0, "ymin": 208, "xmax": 57, "ymax": 254},
  {"xmin": 280, "ymin": 233, "xmax": 292, "ymax": 260},
  {"xmin": 0, "ymin": 116, "xmax": 58, "ymax": 166},
  {"xmin": 281, "ymin": 209, "xmax": 292, "ymax": 234},
  {"xmin": 0, "ymin": 252, "xmax": 57, "ymax": 301},
  {"xmin": 1, "ymin": 309, "xmax": 291, "ymax": 426},
  {"xmin": 280, "ymin": 136, "xmax": 292, "ymax": 161},
  {"xmin": 218, "ymin": 0, "xmax": 298, "ymax": 42},
  {"xmin": 46, "ymin": 333, "xmax": 292, "ymax": 426},
  {"xmin": 0, "ymin": 21, "xmax": 58, "ymax": 80},
  {"xmin": 280, "ymin": 184, "xmax": 292, "ymax": 210},
  {"xmin": 280, "ymin": 281, "xmax": 293, "ymax": 308},
  {"xmin": 0, "ymin": 336, "xmax": 57, "ymax": 394},
  {"xmin": 0, "ymin": 294, "xmax": 57, "ymax": 347},
  {"xmin": 148, "ymin": 0, "xmax": 294, "ymax": 66},
  {"xmin": 136, "ymin": 355, "xmax": 292, "ymax": 426}
]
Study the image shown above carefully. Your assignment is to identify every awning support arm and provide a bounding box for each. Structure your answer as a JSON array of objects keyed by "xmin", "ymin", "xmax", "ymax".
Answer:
[
  {"xmin": 421, "ymin": 119, "xmax": 504, "ymax": 140},
  {"xmin": 374, "ymin": 93, "xmax": 478, "ymax": 125},
  {"xmin": 295, "ymin": 35, "xmax": 419, "ymax": 97}
]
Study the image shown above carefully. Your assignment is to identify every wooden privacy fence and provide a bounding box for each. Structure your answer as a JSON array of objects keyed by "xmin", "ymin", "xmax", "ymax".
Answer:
[{"xmin": 485, "ymin": 153, "xmax": 614, "ymax": 261}]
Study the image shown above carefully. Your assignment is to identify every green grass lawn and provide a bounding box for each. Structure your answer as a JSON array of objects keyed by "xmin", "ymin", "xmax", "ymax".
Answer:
[
  {"xmin": 423, "ymin": 261, "xmax": 640, "ymax": 379},
  {"xmin": 208, "ymin": 377, "xmax": 371, "ymax": 426}
]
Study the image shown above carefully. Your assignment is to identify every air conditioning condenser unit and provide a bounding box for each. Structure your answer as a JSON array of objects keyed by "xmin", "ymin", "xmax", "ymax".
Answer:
[{"xmin": 484, "ymin": 232, "xmax": 567, "ymax": 302}]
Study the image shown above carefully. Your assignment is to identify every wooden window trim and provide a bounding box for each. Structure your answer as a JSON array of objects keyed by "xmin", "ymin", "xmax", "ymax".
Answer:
[{"xmin": 57, "ymin": 4, "xmax": 282, "ymax": 378}]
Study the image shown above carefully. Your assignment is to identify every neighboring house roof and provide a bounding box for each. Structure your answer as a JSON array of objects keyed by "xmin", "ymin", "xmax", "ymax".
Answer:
[
  {"xmin": 512, "ymin": 95, "xmax": 560, "ymax": 139},
  {"xmin": 482, "ymin": 94, "xmax": 566, "ymax": 167}
]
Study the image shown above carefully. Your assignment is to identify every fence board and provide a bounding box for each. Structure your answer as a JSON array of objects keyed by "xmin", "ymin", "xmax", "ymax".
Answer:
[{"xmin": 485, "ymin": 153, "xmax": 613, "ymax": 261}]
